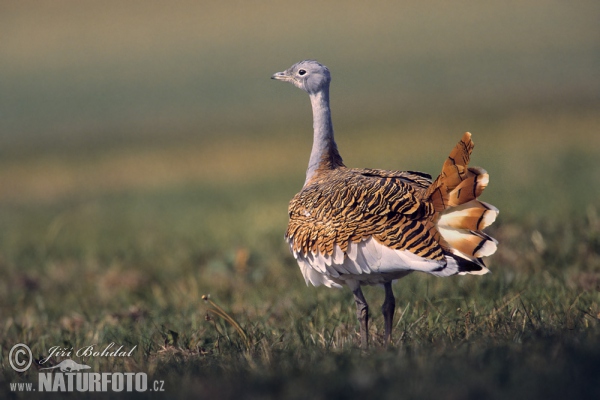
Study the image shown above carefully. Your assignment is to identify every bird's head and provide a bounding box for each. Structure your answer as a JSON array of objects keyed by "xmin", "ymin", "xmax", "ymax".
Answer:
[{"xmin": 271, "ymin": 60, "xmax": 331, "ymax": 95}]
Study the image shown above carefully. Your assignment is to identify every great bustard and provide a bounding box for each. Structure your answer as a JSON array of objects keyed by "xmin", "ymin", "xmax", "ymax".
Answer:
[{"xmin": 272, "ymin": 60, "xmax": 498, "ymax": 349}]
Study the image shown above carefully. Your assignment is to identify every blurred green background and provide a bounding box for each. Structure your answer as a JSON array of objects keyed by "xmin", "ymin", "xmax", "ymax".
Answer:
[
  {"xmin": 1, "ymin": 0, "xmax": 598, "ymax": 215},
  {"xmin": 1, "ymin": 1, "xmax": 600, "ymax": 398}
]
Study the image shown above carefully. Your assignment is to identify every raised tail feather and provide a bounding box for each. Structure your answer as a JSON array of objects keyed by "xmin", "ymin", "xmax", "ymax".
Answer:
[{"xmin": 427, "ymin": 132, "xmax": 498, "ymax": 273}]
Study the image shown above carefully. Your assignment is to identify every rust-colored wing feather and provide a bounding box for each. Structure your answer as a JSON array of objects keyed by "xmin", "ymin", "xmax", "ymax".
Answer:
[
  {"xmin": 287, "ymin": 132, "xmax": 498, "ymax": 284},
  {"xmin": 429, "ymin": 132, "xmax": 498, "ymax": 262}
]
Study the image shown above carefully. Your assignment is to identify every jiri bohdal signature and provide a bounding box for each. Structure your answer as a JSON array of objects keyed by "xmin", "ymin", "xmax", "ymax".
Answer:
[{"xmin": 39, "ymin": 343, "xmax": 137, "ymax": 365}]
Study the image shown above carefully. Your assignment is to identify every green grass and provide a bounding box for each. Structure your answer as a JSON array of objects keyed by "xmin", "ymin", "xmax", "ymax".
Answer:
[
  {"xmin": 2, "ymin": 1, "xmax": 600, "ymax": 398},
  {"xmin": 1, "ymin": 108, "xmax": 600, "ymax": 399}
]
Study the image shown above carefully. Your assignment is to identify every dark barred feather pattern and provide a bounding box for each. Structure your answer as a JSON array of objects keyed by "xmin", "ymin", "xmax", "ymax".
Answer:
[
  {"xmin": 274, "ymin": 60, "xmax": 498, "ymax": 349},
  {"xmin": 286, "ymin": 132, "xmax": 498, "ymax": 275},
  {"xmin": 286, "ymin": 167, "xmax": 446, "ymax": 262}
]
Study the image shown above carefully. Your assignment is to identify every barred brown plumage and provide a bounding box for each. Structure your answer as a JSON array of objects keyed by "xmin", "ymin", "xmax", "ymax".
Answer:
[
  {"xmin": 272, "ymin": 60, "xmax": 498, "ymax": 349},
  {"xmin": 286, "ymin": 167, "xmax": 443, "ymax": 259}
]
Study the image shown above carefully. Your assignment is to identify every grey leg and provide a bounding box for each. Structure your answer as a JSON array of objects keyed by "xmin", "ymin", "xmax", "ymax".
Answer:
[
  {"xmin": 381, "ymin": 282, "xmax": 396, "ymax": 347},
  {"xmin": 352, "ymin": 285, "xmax": 369, "ymax": 349}
]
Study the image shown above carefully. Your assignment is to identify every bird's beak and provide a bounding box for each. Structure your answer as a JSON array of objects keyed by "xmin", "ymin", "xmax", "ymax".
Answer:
[{"xmin": 271, "ymin": 71, "xmax": 290, "ymax": 81}]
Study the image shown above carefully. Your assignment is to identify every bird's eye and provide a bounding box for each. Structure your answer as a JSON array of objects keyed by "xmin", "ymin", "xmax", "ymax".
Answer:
[{"xmin": 298, "ymin": 69, "xmax": 307, "ymax": 76}]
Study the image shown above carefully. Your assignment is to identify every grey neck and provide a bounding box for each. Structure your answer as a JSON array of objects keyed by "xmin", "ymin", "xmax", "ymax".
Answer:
[{"xmin": 304, "ymin": 89, "xmax": 343, "ymax": 186}]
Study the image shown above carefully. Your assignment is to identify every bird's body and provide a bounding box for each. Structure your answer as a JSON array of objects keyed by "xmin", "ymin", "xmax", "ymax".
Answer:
[{"xmin": 272, "ymin": 60, "xmax": 498, "ymax": 348}]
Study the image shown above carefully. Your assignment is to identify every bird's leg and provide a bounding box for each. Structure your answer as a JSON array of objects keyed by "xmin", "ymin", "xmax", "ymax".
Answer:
[
  {"xmin": 381, "ymin": 281, "xmax": 396, "ymax": 347},
  {"xmin": 352, "ymin": 285, "xmax": 369, "ymax": 349}
]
